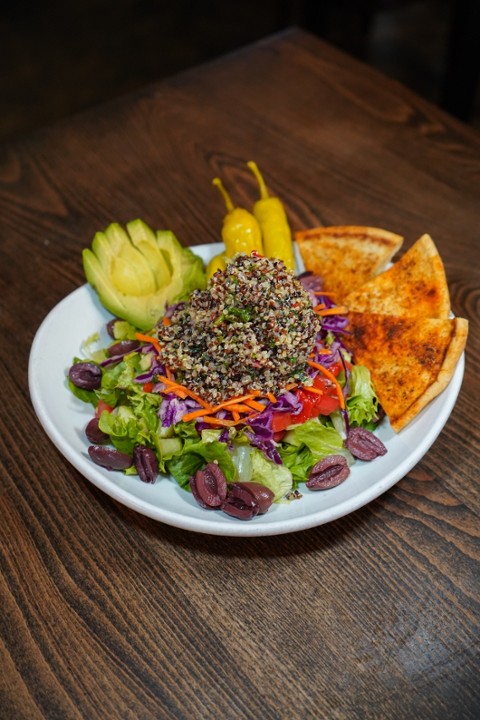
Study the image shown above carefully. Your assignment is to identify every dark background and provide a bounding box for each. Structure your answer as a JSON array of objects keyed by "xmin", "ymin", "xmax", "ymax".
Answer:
[{"xmin": 1, "ymin": 0, "xmax": 479, "ymax": 144}]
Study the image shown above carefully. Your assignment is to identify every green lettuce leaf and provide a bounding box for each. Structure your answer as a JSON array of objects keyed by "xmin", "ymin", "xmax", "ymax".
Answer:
[
  {"xmin": 250, "ymin": 448, "xmax": 293, "ymax": 502},
  {"xmin": 94, "ymin": 352, "xmax": 161, "ymax": 455},
  {"xmin": 278, "ymin": 444, "xmax": 314, "ymax": 487},
  {"xmin": 346, "ymin": 364, "xmax": 379, "ymax": 427},
  {"xmin": 279, "ymin": 418, "xmax": 352, "ymax": 486},
  {"xmin": 166, "ymin": 437, "xmax": 235, "ymax": 489}
]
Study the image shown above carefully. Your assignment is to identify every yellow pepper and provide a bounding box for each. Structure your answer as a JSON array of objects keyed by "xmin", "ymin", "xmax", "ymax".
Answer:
[
  {"xmin": 212, "ymin": 177, "xmax": 263, "ymax": 257},
  {"xmin": 247, "ymin": 161, "xmax": 295, "ymax": 271},
  {"xmin": 206, "ymin": 251, "xmax": 227, "ymax": 279}
]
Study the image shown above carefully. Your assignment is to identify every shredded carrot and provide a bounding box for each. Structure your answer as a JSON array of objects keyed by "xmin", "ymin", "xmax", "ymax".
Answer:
[
  {"xmin": 157, "ymin": 376, "xmax": 212, "ymax": 409},
  {"xmin": 314, "ymin": 306, "xmax": 349, "ymax": 316},
  {"xmin": 181, "ymin": 407, "xmax": 210, "ymax": 423},
  {"xmin": 200, "ymin": 416, "xmax": 235, "ymax": 428},
  {"xmin": 310, "ymin": 348, "xmax": 332, "ymax": 357},
  {"xmin": 181, "ymin": 392, "xmax": 262, "ymax": 423},
  {"xmin": 135, "ymin": 332, "xmax": 162, "ymax": 355},
  {"xmin": 162, "ymin": 317, "xmax": 171, "ymax": 326},
  {"xmin": 231, "ymin": 410, "xmax": 240, "ymax": 422},
  {"xmin": 245, "ymin": 399, "xmax": 266, "ymax": 412},
  {"xmin": 200, "ymin": 415, "xmax": 251, "ymax": 428},
  {"xmin": 162, "ymin": 385, "xmax": 187, "ymax": 399},
  {"xmin": 166, "ymin": 366, "xmax": 174, "ymax": 381},
  {"xmin": 212, "ymin": 392, "xmax": 261, "ymax": 409},
  {"xmin": 302, "ymin": 385, "xmax": 325, "ymax": 397},
  {"xmin": 224, "ymin": 403, "xmax": 256, "ymax": 413},
  {"xmin": 266, "ymin": 392, "xmax": 277, "ymax": 403},
  {"xmin": 307, "ymin": 360, "xmax": 345, "ymax": 409},
  {"xmin": 313, "ymin": 291, "xmax": 337, "ymax": 297}
]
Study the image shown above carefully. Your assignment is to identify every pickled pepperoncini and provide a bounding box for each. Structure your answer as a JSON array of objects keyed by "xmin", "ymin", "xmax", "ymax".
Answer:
[
  {"xmin": 247, "ymin": 161, "xmax": 295, "ymax": 271},
  {"xmin": 206, "ymin": 251, "xmax": 227, "ymax": 279},
  {"xmin": 212, "ymin": 177, "xmax": 263, "ymax": 257}
]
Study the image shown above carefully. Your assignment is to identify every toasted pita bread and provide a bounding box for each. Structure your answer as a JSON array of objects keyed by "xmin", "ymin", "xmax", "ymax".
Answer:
[
  {"xmin": 343, "ymin": 234, "xmax": 451, "ymax": 319},
  {"xmin": 295, "ymin": 226, "xmax": 403, "ymax": 300},
  {"xmin": 344, "ymin": 312, "xmax": 468, "ymax": 432}
]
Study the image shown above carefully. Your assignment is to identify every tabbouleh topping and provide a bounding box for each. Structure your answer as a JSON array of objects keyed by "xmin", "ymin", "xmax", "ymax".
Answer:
[{"xmin": 157, "ymin": 253, "xmax": 321, "ymax": 403}]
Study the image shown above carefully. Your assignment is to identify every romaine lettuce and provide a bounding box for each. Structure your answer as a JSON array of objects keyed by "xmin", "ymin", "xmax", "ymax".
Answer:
[
  {"xmin": 250, "ymin": 448, "xmax": 293, "ymax": 501},
  {"xmin": 166, "ymin": 436, "xmax": 236, "ymax": 489},
  {"xmin": 279, "ymin": 417, "xmax": 352, "ymax": 487},
  {"xmin": 346, "ymin": 364, "xmax": 379, "ymax": 427}
]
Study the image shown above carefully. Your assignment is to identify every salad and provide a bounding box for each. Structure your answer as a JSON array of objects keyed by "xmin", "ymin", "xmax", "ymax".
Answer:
[{"xmin": 68, "ymin": 251, "xmax": 387, "ymax": 521}]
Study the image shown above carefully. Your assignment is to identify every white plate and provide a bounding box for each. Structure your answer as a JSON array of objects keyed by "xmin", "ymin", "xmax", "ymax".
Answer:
[{"xmin": 28, "ymin": 242, "xmax": 465, "ymax": 537}]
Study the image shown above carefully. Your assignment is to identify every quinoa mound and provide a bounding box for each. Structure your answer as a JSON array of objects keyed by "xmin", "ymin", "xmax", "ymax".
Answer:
[{"xmin": 157, "ymin": 253, "xmax": 321, "ymax": 403}]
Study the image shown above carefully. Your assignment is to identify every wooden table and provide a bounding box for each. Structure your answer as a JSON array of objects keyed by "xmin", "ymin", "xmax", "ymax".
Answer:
[{"xmin": 1, "ymin": 28, "xmax": 479, "ymax": 719}]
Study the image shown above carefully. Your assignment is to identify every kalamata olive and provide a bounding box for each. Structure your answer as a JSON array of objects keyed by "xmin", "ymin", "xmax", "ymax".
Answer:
[
  {"xmin": 85, "ymin": 417, "xmax": 109, "ymax": 444},
  {"xmin": 133, "ymin": 445, "xmax": 158, "ymax": 484},
  {"xmin": 69, "ymin": 362, "xmax": 102, "ymax": 390},
  {"xmin": 88, "ymin": 445, "xmax": 132, "ymax": 471},
  {"xmin": 107, "ymin": 339, "xmax": 140, "ymax": 357},
  {"xmin": 345, "ymin": 427, "xmax": 387, "ymax": 461},
  {"xmin": 190, "ymin": 463, "xmax": 227, "ymax": 509},
  {"xmin": 306, "ymin": 455, "xmax": 350, "ymax": 490},
  {"xmin": 106, "ymin": 318, "xmax": 119, "ymax": 338},
  {"xmin": 222, "ymin": 483, "xmax": 261, "ymax": 520},
  {"xmin": 233, "ymin": 482, "xmax": 274, "ymax": 514}
]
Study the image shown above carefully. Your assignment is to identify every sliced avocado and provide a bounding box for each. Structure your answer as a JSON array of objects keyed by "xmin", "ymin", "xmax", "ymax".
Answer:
[
  {"xmin": 155, "ymin": 230, "xmax": 189, "ymax": 299},
  {"xmin": 175, "ymin": 244, "xmax": 207, "ymax": 300},
  {"xmin": 85, "ymin": 249, "xmax": 171, "ymax": 329},
  {"xmin": 101, "ymin": 223, "xmax": 131, "ymax": 256},
  {"xmin": 82, "ymin": 220, "xmax": 206, "ymax": 330},
  {"xmin": 155, "ymin": 230, "xmax": 206, "ymax": 300},
  {"xmin": 126, "ymin": 219, "xmax": 171, "ymax": 289},
  {"xmin": 104, "ymin": 223, "xmax": 157, "ymax": 296},
  {"xmin": 155, "ymin": 230, "xmax": 182, "ymax": 275},
  {"xmin": 91, "ymin": 231, "xmax": 115, "ymax": 268},
  {"xmin": 82, "ymin": 248, "xmax": 127, "ymax": 320}
]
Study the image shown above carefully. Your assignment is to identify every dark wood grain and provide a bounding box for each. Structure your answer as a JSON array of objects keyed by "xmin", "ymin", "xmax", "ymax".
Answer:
[{"xmin": 1, "ymin": 28, "xmax": 479, "ymax": 720}]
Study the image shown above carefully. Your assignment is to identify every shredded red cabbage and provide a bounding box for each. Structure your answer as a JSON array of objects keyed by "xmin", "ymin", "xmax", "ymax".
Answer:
[
  {"xmin": 245, "ymin": 431, "xmax": 282, "ymax": 465},
  {"xmin": 270, "ymin": 391, "xmax": 303, "ymax": 415},
  {"xmin": 159, "ymin": 395, "xmax": 198, "ymax": 427},
  {"xmin": 246, "ymin": 411, "xmax": 273, "ymax": 439},
  {"xmin": 100, "ymin": 353, "xmax": 129, "ymax": 368},
  {"xmin": 297, "ymin": 271, "xmax": 324, "ymax": 293},
  {"xmin": 134, "ymin": 357, "xmax": 166, "ymax": 384}
]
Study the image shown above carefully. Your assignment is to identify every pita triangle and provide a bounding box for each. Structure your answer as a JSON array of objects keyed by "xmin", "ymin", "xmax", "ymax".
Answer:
[
  {"xmin": 295, "ymin": 225, "xmax": 403, "ymax": 300},
  {"xmin": 344, "ymin": 312, "xmax": 468, "ymax": 431},
  {"xmin": 344, "ymin": 234, "xmax": 451, "ymax": 319}
]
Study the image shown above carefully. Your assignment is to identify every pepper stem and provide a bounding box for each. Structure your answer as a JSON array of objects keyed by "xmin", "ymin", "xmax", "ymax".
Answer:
[
  {"xmin": 212, "ymin": 177, "xmax": 235, "ymax": 213},
  {"xmin": 247, "ymin": 161, "xmax": 270, "ymax": 200}
]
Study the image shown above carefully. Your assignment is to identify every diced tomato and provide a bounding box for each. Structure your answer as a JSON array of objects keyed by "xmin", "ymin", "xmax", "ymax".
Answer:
[
  {"xmin": 143, "ymin": 382, "xmax": 154, "ymax": 393},
  {"xmin": 269, "ymin": 363, "xmax": 346, "ymax": 432},
  {"xmin": 325, "ymin": 360, "xmax": 342, "ymax": 377},
  {"xmin": 296, "ymin": 375, "xmax": 341, "ymax": 421},
  {"xmin": 309, "ymin": 391, "xmax": 340, "ymax": 416},
  {"xmin": 270, "ymin": 412, "xmax": 296, "ymax": 433},
  {"xmin": 95, "ymin": 400, "xmax": 113, "ymax": 418}
]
